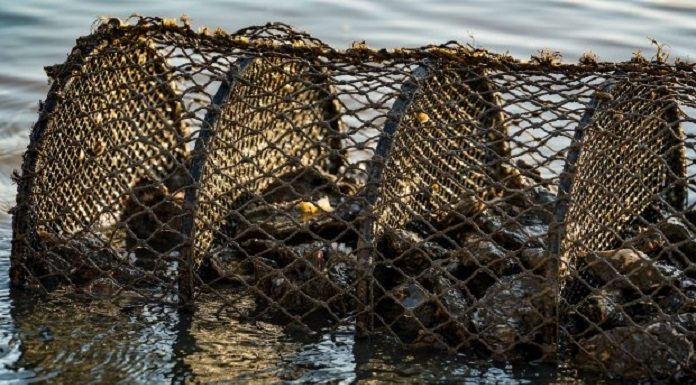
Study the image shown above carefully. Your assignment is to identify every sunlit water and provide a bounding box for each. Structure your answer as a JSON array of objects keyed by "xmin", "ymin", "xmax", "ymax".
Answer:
[{"xmin": 1, "ymin": 1, "xmax": 696, "ymax": 383}]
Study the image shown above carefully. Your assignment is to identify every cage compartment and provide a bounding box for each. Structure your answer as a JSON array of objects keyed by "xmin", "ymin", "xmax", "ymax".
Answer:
[
  {"xmin": 11, "ymin": 31, "xmax": 189, "ymax": 298},
  {"xmin": 355, "ymin": 61, "xmax": 557, "ymax": 359},
  {"xmin": 556, "ymin": 75, "xmax": 693, "ymax": 379}
]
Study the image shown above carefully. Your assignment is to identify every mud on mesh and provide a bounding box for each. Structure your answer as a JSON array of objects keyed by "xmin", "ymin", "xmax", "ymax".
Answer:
[{"xmin": 9, "ymin": 16, "xmax": 696, "ymax": 381}]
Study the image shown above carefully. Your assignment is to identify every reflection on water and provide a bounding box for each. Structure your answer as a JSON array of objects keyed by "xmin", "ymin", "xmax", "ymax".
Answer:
[
  {"xmin": 183, "ymin": 295, "xmax": 299, "ymax": 384},
  {"xmin": 1, "ymin": 0, "xmax": 696, "ymax": 383},
  {"xmin": 7, "ymin": 286, "xmax": 596, "ymax": 384},
  {"xmin": 11, "ymin": 297, "xmax": 179, "ymax": 384}
]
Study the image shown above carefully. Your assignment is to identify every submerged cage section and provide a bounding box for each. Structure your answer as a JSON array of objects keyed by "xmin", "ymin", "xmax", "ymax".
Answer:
[{"xmin": 9, "ymin": 17, "xmax": 696, "ymax": 381}]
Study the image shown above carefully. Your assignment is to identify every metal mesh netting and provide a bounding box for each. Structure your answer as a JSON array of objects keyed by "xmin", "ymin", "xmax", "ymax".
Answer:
[
  {"xmin": 558, "ymin": 76, "xmax": 692, "ymax": 378},
  {"xmin": 560, "ymin": 77, "xmax": 685, "ymax": 275},
  {"xmin": 10, "ymin": 17, "xmax": 696, "ymax": 380},
  {"xmin": 189, "ymin": 54, "xmax": 344, "ymax": 259},
  {"xmin": 369, "ymin": 63, "xmax": 508, "ymax": 229},
  {"xmin": 11, "ymin": 32, "xmax": 189, "ymax": 298}
]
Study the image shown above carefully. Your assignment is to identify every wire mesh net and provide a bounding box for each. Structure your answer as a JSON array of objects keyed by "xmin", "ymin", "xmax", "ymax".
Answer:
[
  {"xmin": 11, "ymin": 31, "xmax": 189, "ymax": 301},
  {"xmin": 10, "ymin": 16, "xmax": 696, "ymax": 381},
  {"xmin": 557, "ymin": 75, "xmax": 693, "ymax": 378}
]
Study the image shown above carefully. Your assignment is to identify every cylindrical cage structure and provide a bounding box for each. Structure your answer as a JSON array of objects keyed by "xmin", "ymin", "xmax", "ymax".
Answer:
[{"xmin": 9, "ymin": 17, "xmax": 696, "ymax": 381}]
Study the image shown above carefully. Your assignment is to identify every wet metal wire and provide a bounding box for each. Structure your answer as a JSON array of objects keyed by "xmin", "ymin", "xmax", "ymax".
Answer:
[{"xmin": 10, "ymin": 16, "xmax": 696, "ymax": 381}]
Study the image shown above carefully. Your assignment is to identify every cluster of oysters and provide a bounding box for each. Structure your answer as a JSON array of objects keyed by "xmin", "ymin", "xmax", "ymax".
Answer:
[
  {"xmin": 202, "ymin": 162, "xmax": 558, "ymax": 356},
  {"xmin": 201, "ymin": 166, "xmax": 364, "ymax": 326},
  {"xmin": 204, "ymin": 159, "xmax": 696, "ymax": 378},
  {"xmin": 36, "ymin": 159, "xmax": 695, "ymax": 379},
  {"xmin": 563, "ymin": 217, "xmax": 696, "ymax": 379},
  {"xmin": 371, "ymin": 165, "xmax": 556, "ymax": 359}
]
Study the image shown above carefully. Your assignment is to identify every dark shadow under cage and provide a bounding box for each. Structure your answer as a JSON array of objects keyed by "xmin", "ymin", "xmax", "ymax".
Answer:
[{"xmin": 10, "ymin": 16, "xmax": 696, "ymax": 381}]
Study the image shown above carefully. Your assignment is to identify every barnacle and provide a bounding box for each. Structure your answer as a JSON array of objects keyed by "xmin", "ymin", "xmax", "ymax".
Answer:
[
  {"xmin": 161, "ymin": 18, "xmax": 177, "ymax": 28},
  {"xmin": 297, "ymin": 201, "xmax": 319, "ymax": 215}
]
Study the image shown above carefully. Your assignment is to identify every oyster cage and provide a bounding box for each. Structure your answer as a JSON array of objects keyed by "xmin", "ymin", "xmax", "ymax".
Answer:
[{"xmin": 10, "ymin": 16, "xmax": 696, "ymax": 381}]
